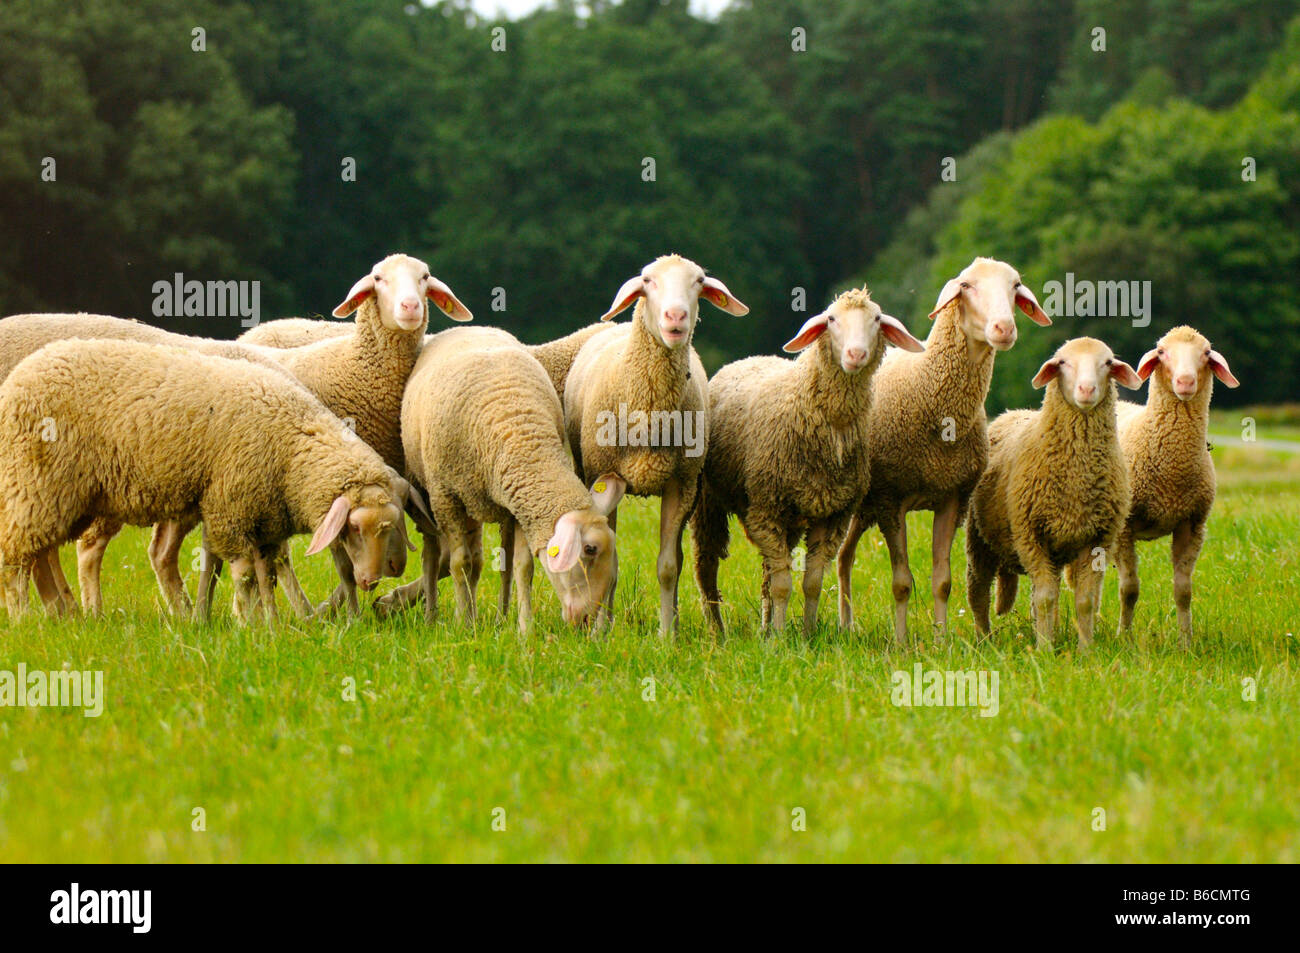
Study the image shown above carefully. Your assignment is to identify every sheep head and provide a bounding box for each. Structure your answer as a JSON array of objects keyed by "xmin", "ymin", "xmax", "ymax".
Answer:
[
  {"xmin": 333, "ymin": 253, "xmax": 472, "ymax": 331},
  {"xmin": 1135, "ymin": 326, "xmax": 1238, "ymax": 401},
  {"xmin": 541, "ymin": 474, "xmax": 626, "ymax": 627},
  {"xmin": 930, "ymin": 257, "xmax": 1050, "ymax": 350},
  {"xmin": 783, "ymin": 286, "xmax": 923, "ymax": 373},
  {"xmin": 599, "ymin": 254, "xmax": 748, "ymax": 350},
  {"xmin": 1033, "ymin": 337, "xmax": 1142, "ymax": 411},
  {"xmin": 306, "ymin": 484, "xmax": 407, "ymax": 592}
]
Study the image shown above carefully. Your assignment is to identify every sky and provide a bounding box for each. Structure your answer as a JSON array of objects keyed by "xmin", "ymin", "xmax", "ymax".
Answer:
[{"xmin": 468, "ymin": 0, "xmax": 733, "ymax": 20}]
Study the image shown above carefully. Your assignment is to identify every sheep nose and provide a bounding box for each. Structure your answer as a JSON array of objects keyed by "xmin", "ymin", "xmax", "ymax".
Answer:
[
  {"xmin": 663, "ymin": 307, "xmax": 687, "ymax": 324},
  {"xmin": 1175, "ymin": 374, "xmax": 1196, "ymax": 390},
  {"xmin": 399, "ymin": 296, "xmax": 421, "ymax": 314},
  {"xmin": 991, "ymin": 321, "xmax": 1014, "ymax": 339},
  {"xmin": 1076, "ymin": 383, "xmax": 1096, "ymax": 400},
  {"xmin": 845, "ymin": 347, "xmax": 866, "ymax": 364}
]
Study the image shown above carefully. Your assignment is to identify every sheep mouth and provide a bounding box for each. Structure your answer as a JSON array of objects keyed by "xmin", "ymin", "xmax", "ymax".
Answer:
[
  {"xmin": 988, "ymin": 335, "xmax": 1016, "ymax": 351},
  {"xmin": 659, "ymin": 326, "xmax": 689, "ymax": 345}
]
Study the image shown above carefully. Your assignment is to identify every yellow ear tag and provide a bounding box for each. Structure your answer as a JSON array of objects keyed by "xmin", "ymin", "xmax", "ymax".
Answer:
[
  {"xmin": 709, "ymin": 290, "xmax": 727, "ymax": 307},
  {"xmin": 440, "ymin": 297, "xmax": 455, "ymax": 315},
  {"xmin": 548, "ymin": 545, "xmax": 560, "ymax": 558},
  {"xmin": 593, "ymin": 481, "xmax": 607, "ymax": 493}
]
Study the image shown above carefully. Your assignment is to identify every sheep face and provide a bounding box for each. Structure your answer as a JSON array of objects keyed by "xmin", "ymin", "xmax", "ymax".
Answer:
[
  {"xmin": 599, "ymin": 254, "xmax": 749, "ymax": 349},
  {"xmin": 305, "ymin": 491, "xmax": 406, "ymax": 591},
  {"xmin": 542, "ymin": 474, "xmax": 626, "ymax": 627},
  {"xmin": 1033, "ymin": 337, "xmax": 1142, "ymax": 411},
  {"xmin": 332, "ymin": 253, "xmax": 472, "ymax": 329},
  {"xmin": 930, "ymin": 257, "xmax": 1051, "ymax": 350},
  {"xmin": 1136, "ymin": 326, "xmax": 1239, "ymax": 400},
  {"xmin": 784, "ymin": 288, "xmax": 924, "ymax": 371}
]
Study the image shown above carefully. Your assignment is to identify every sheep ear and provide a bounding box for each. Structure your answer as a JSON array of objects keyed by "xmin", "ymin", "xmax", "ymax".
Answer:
[
  {"xmin": 928, "ymin": 279, "xmax": 963, "ymax": 319},
  {"xmin": 402, "ymin": 483, "xmax": 437, "ymax": 535},
  {"xmin": 783, "ymin": 312, "xmax": 829, "ymax": 352},
  {"xmin": 426, "ymin": 276, "xmax": 473, "ymax": 322},
  {"xmin": 879, "ymin": 313, "xmax": 925, "ymax": 352},
  {"xmin": 589, "ymin": 473, "xmax": 626, "ymax": 516},
  {"xmin": 1015, "ymin": 284, "xmax": 1051, "ymax": 326},
  {"xmin": 1136, "ymin": 347, "xmax": 1161, "ymax": 381},
  {"xmin": 1110, "ymin": 359, "xmax": 1143, "ymax": 390},
  {"xmin": 1032, "ymin": 358, "xmax": 1062, "ymax": 389},
  {"xmin": 306, "ymin": 496, "xmax": 351, "ymax": 555},
  {"xmin": 600, "ymin": 276, "xmax": 644, "ymax": 321},
  {"xmin": 701, "ymin": 276, "xmax": 749, "ymax": 315},
  {"xmin": 544, "ymin": 513, "xmax": 583, "ymax": 573},
  {"xmin": 333, "ymin": 274, "xmax": 375, "ymax": 317},
  {"xmin": 1208, "ymin": 349, "xmax": 1239, "ymax": 387}
]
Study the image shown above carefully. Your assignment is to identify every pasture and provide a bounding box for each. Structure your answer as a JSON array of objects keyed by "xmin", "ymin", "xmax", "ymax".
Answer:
[{"xmin": 0, "ymin": 440, "xmax": 1295, "ymax": 862}]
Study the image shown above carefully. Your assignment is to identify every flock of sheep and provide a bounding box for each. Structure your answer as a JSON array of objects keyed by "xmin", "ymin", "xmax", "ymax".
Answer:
[{"xmin": 0, "ymin": 252, "xmax": 1238, "ymax": 647}]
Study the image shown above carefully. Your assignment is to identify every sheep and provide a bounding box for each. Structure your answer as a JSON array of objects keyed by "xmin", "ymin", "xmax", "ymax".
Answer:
[
  {"xmin": 376, "ymin": 326, "xmax": 624, "ymax": 632},
  {"xmin": 527, "ymin": 323, "xmax": 616, "ymax": 397},
  {"xmin": 563, "ymin": 254, "xmax": 749, "ymax": 635},
  {"xmin": 1112, "ymin": 326, "xmax": 1239, "ymax": 646},
  {"xmin": 0, "ymin": 339, "xmax": 409, "ymax": 624},
  {"xmin": 965, "ymin": 337, "xmax": 1143, "ymax": 649},
  {"xmin": 692, "ymin": 288, "xmax": 924, "ymax": 635},
  {"xmin": 240, "ymin": 317, "xmax": 352, "ymax": 348},
  {"xmin": 0, "ymin": 254, "xmax": 470, "ymax": 617},
  {"xmin": 836, "ymin": 257, "xmax": 1052, "ymax": 643}
]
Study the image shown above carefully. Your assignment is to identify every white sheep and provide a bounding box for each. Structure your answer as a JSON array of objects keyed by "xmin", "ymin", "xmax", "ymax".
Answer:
[
  {"xmin": 0, "ymin": 340, "xmax": 408, "ymax": 623},
  {"xmin": 965, "ymin": 337, "xmax": 1143, "ymax": 649},
  {"xmin": 836, "ymin": 257, "xmax": 1051, "ymax": 642},
  {"xmin": 379, "ymin": 326, "xmax": 624, "ymax": 631},
  {"xmin": 239, "ymin": 317, "xmax": 351, "ymax": 348},
  {"xmin": 1113, "ymin": 325, "xmax": 1239, "ymax": 645},
  {"xmin": 693, "ymin": 287, "xmax": 924, "ymax": 634},
  {"xmin": 563, "ymin": 254, "xmax": 749, "ymax": 635}
]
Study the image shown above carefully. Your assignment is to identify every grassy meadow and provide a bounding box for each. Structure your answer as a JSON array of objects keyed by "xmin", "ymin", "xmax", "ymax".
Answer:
[{"xmin": 0, "ymin": 441, "xmax": 1296, "ymax": 863}]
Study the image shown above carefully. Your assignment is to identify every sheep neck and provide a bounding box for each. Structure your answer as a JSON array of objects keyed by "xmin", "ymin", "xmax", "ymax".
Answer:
[
  {"xmin": 1039, "ymin": 382, "xmax": 1119, "ymax": 456},
  {"xmin": 353, "ymin": 298, "xmax": 426, "ymax": 366},
  {"xmin": 285, "ymin": 428, "xmax": 388, "ymax": 533},
  {"xmin": 801, "ymin": 336, "xmax": 876, "ymax": 427},
  {"xmin": 925, "ymin": 302, "xmax": 996, "ymax": 420},
  {"xmin": 625, "ymin": 301, "xmax": 691, "ymax": 406},
  {"xmin": 1146, "ymin": 371, "xmax": 1212, "ymax": 447}
]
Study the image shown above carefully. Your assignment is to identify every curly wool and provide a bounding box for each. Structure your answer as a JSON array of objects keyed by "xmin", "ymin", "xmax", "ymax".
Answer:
[
  {"xmin": 0, "ymin": 339, "xmax": 394, "ymax": 570},
  {"xmin": 527, "ymin": 323, "xmax": 616, "ymax": 397},
  {"xmin": 239, "ymin": 317, "xmax": 351, "ymax": 349}
]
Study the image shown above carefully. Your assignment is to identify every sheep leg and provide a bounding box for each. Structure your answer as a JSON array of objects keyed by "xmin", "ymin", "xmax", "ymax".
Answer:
[
  {"xmin": 880, "ymin": 507, "xmax": 913, "ymax": 645},
  {"xmin": 655, "ymin": 478, "xmax": 692, "ymax": 637},
  {"xmin": 835, "ymin": 513, "xmax": 866, "ymax": 629},
  {"xmin": 325, "ymin": 540, "xmax": 361, "ymax": 618},
  {"xmin": 447, "ymin": 526, "xmax": 478, "ymax": 624},
  {"xmin": 690, "ymin": 485, "xmax": 729, "ymax": 632},
  {"xmin": 930, "ymin": 497, "xmax": 960, "ymax": 636},
  {"xmin": 253, "ymin": 553, "xmax": 279, "ymax": 624},
  {"xmin": 512, "ymin": 521, "xmax": 534, "ymax": 635},
  {"xmin": 467, "ymin": 519, "xmax": 484, "ymax": 597},
  {"xmin": 1069, "ymin": 551, "xmax": 1100, "ymax": 651},
  {"xmin": 149, "ymin": 518, "xmax": 196, "ymax": 615},
  {"xmin": 1029, "ymin": 566, "xmax": 1060, "ymax": 649},
  {"xmin": 275, "ymin": 543, "xmax": 316, "ymax": 620},
  {"xmin": 966, "ymin": 529, "xmax": 996, "ymax": 637},
  {"xmin": 1, "ymin": 565, "xmax": 30, "ymax": 619},
  {"xmin": 498, "ymin": 519, "xmax": 516, "ymax": 619},
  {"xmin": 228, "ymin": 557, "xmax": 258, "ymax": 624},
  {"xmin": 420, "ymin": 530, "xmax": 441, "ymax": 624},
  {"xmin": 595, "ymin": 508, "xmax": 619, "ymax": 631},
  {"xmin": 31, "ymin": 547, "xmax": 68, "ymax": 615},
  {"xmin": 193, "ymin": 524, "xmax": 223, "ymax": 622},
  {"xmin": 75, "ymin": 519, "xmax": 120, "ymax": 616},
  {"xmin": 1171, "ymin": 519, "xmax": 1205, "ymax": 649},
  {"xmin": 40, "ymin": 549, "xmax": 78, "ymax": 616},
  {"xmin": 800, "ymin": 522, "xmax": 836, "ymax": 637}
]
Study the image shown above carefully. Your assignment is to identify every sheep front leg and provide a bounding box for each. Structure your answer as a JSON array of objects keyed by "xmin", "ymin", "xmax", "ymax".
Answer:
[
  {"xmin": 253, "ymin": 554, "xmax": 279, "ymax": 624},
  {"xmin": 32, "ymin": 547, "xmax": 69, "ymax": 616},
  {"xmin": 1171, "ymin": 519, "xmax": 1205, "ymax": 649},
  {"xmin": 594, "ymin": 508, "xmax": 619, "ymax": 632},
  {"xmin": 1069, "ymin": 551, "xmax": 1101, "ymax": 652},
  {"xmin": 800, "ymin": 522, "xmax": 837, "ymax": 637},
  {"xmin": 193, "ymin": 524, "xmax": 224, "ymax": 622},
  {"xmin": 1, "ymin": 564, "xmax": 30, "ymax": 619},
  {"xmin": 39, "ymin": 549, "xmax": 77, "ymax": 616},
  {"xmin": 930, "ymin": 496, "xmax": 960, "ymax": 635},
  {"xmin": 1028, "ymin": 562, "xmax": 1061, "ymax": 649},
  {"xmin": 498, "ymin": 519, "xmax": 516, "ymax": 619},
  {"xmin": 149, "ymin": 518, "xmax": 196, "ymax": 615},
  {"xmin": 1113, "ymin": 531, "xmax": 1138, "ymax": 634},
  {"xmin": 328, "ymin": 541, "xmax": 360, "ymax": 618},
  {"xmin": 274, "ymin": 543, "xmax": 316, "ymax": 620},
  {"xmin": 836, "ymin": 513, "xmax": 866, "ymax": 628},
  {"xmin": 75, "ymin": 521, "xmax": 119, "ymax": 616},
  {"xmin": 655, "ymin": 477, "xmax": 693, "ymax": 637},
  {"xmin": 228, "ymin": 557, "xmax": 258, "ymax": 624},
  {"xmin": 511, "ymin": 522, "xmax": 534, "ymax": 635},
  {"xmin": 880, "ymin": 507, "xmax": 913, "ymax": 645},
  {"xmin": 965, "ymin": 529, "xmax": 996, "ymax": 637},
  {"xmin": 420, "ymin": 530, "xmax": 441, "ymax": 624},
  {"xmin": 748, "ymin": 515, "xmax": 793, "ymax": 634}
]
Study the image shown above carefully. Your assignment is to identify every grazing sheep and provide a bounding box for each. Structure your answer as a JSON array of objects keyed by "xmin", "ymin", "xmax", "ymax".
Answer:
[
  {"xmin": 380, "ymin": 326, "xmax": 624, "ymax": 632},
  {"xmin": 965, "ymin": 338, "xmax": 1143, "ymax": 649},
  {"xmin": 239, "ymin": 317, "xmax": 352, "ymax": 348},
  {"xmin": 564, "ymin": 254, "xmax": 749, "ymax": 635},
  {"xmin": 836, "ymin": 258, "xmax": 1052, "ymax": 643},
  {"xmin": 0, "ymin": 340, "xmax": 408, "ymax": 623},
  {"xmin": 692, "ymin": 288, "xmax": 924, "ymax": 635},
  {"xmin": 1113, "ymin": 326, "xmax": 1239, "ymax": 645}
]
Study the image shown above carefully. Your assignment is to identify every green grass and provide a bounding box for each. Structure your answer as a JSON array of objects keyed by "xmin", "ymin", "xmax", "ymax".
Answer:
[{"xmin": 0, "ymin": 445, "xmax": 1296, "ymax": 862}]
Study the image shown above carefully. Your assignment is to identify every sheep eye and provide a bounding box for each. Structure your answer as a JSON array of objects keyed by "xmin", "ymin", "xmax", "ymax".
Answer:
[
  {"xmin": 583, "ymin": 544, "xmax": 597, "ymax": 557},
  {"xmin": 960, "ymin": 281, "xmax": 971, "ymax": 289},
  {"xmin": 373, "ymin": 275, "xmax": 384, "ymax": 283},
  {"xmin": 827, "ymin": 315, "xmax": 836, "ymax": 324},
  {"xmin": 423, "ymin": 273, "xmax": 431, "ymax": 281},
  {"xmin": 1105, "ymin": 358, "xmax": 1113, "ymax": 366}
]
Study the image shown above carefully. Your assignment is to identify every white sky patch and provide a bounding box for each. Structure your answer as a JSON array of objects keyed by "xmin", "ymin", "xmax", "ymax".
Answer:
[{"xmin": 466, "ymin": 0, "xmax": 731, "ymax": 20}]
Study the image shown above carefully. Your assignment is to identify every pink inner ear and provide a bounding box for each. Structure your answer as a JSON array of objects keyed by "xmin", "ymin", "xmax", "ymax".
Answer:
[
  {"xmin": 1015, "ymin": 288, "xmax": 1052, "ymax": 326},
  {"xmin": 545, "ymin": 515, "xmax": 583, "ymax": 573},
  {"xmin": 1136, "ymin": 348, "xmax": 1161, "ymax": 381},
  {"xmin": 1208, "ymin": 350, "xmax": 1239, "ymax": 387},
  {"xmin": 600, "ymin": 276, "xmax": 645, "ymax": 321},
  {"xmin": 1031, "ymin": 361, "xmax": 1061, "ymax": 388},
  {"xmin": 306, "ymin": 496, "xmax": 351, "ymax": 555},
  {"xmin": 782, "ymin": 315, "xmax": 828, "ymax": 352}
]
